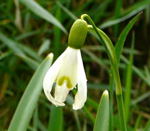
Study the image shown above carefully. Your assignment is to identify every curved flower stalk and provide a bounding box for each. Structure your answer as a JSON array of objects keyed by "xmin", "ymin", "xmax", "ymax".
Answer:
[
  {"xmin": 43, "ymin": 19, "xmax": 88, "ymax": 110},
  {"xmin": 81, "ymin": 14, "xmax": 127, "ymax": 131}
]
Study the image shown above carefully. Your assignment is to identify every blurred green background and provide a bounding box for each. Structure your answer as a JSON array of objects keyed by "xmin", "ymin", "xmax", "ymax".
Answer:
[{"xmin": 0, "ymin": 0, "xmax": 150, "ymax": 130}]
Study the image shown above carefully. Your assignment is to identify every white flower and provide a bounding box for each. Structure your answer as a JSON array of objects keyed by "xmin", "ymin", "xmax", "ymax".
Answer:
[{"xmin": 43, "ymin": 47, "xmax": 87, "ymax": 110}]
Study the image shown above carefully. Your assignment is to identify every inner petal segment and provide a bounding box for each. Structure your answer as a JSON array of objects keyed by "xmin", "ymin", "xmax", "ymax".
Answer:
[{"xmin": 54, "ymin": 81, "xmax": 70, "ymax": 103}]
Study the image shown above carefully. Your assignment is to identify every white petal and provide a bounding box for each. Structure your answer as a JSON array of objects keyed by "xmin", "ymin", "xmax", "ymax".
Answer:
[
  {"xmin": 73, "ymin": 51, "xmax": 87, "ymax": 110},
  {"xmin": 54, "ymin": 82, "xmax": 70, "ymax": 103},
  {"xmin": 43, "ymin": 48, "xmax": 69, "ymax": 106},
  {"xmin": 45, "ymin": 93, "xmax": 65, "ymax": 106},
  {"xmin": 57, "ymin": 47, "xmax": 79, "ymax": 88}
]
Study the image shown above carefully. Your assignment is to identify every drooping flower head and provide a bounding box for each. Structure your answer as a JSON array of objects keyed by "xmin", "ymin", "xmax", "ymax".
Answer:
[{"xmin": 43, "ymin": 19, "xmax": 88, "ymax": 110}]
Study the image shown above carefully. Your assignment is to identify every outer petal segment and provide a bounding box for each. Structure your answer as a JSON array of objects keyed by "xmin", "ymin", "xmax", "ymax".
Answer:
[
  {"xmin": 73, "ymin": 51, "xmax": 87, "ymax": 110},
  {"xmin": 57, "ymin": 47, "xmax": 79, "ymax": 89},
  {"xmin": 43, "ymin": 49, "xmax": 68, "ymax": 106}
]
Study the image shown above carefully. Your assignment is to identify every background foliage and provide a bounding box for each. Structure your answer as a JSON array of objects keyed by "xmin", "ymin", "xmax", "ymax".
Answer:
[{"xmin": 0, "ymin": 0, "xmax": 150, "ymax": 130}]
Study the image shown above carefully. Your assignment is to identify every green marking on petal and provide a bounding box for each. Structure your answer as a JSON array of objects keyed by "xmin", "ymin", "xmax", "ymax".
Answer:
[{"xmin": 57, "ymin": 76, "xmax": 73, "ymax": 89}]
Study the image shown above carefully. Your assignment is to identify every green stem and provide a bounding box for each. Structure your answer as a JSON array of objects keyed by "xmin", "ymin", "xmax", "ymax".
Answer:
[
  {"xmin": 109, "ymin": 70, "xmax": 114, "ymax": 131},
  {"xmin": 81, "ymin": 14, "xmax": 127, "ymax": 131},
  {"xmin": 116, "ymin": 94, "xmax": 127, "ymax": 131},
  {"xmin": 114, "ymin": 0, "xmax": 122, "ymax": 37}
]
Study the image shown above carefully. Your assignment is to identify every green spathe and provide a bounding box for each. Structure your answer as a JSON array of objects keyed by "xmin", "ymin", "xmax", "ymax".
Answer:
[
  {"xmin": 93, "ymin": 90, "xmax": 109, "ymax": 131},
  {"xmin": 68, "ymin": 19, "xmax": 88, "ymax": 49}
]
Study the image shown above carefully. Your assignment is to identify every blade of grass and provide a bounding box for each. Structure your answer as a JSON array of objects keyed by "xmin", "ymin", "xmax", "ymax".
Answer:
[
  {"xmin": 82, "ymin": 48, "xmax": 108, "ymax": 69},
  {"xmin": 100, "ymin": 0, "xmax": 150, "ymax": 28},
  {"xmin": 8, "ymin": 53, "xmax": 54, "ymax": 131},
  {"xmin": 18, "ymin": 44, "xmax": 42, "ymax": 62},
  {"xmin": 144, "ymin": 66, "xmax": 150, "ymax": 80},
  {"xmin": 0, "ymin": 51, "xmax": 12, "ymax": 60},
  {"xmin": 33, "ymin": 108, "xmax": 38, "ymax": 131},
  {"xmin": 84, "ymin": 45, "xmax": 140, "ymax": 55},
  {"xmin": 48, "ymin": 106, "xmax": 63, "ymax": 131},
  {"xmin": 109, "ymin": 72, "xmax": 115, "ymax": 131},
  {"xmin": 53, "ymin": 6, "xmax": 62, "ymax": 57},
  {"xmin": 121, "ymin": 56, "xmax": 150, "ymax": 86},
  {"xmin": 0, "ymin": 32, "xmax": 25, "ymax": 57},
  {"xmin": 115, "ymin": 13, "xmax": 141, "ymax": 64},
  {"xmin": 100, "ymin": 10, "xmax": 142, "ymax": 29},
  {"xmin": 134, "ymin": 115, "xmax": 142, "ymax": 131},
  {"xmin": 83, "ymin": 119, "xmax": 87, "ymax": 131},
  {"xmin": 56, "ymin": 1, "xmax": 77, "ymax": 20},
  {"xmin": 114, "ymin": 0, "xmax": 122, "ymax": 19},
  {"xmin": 20, "ymin": 0, "xmax": 67, "ymax": 33},
  {"xmin": 65, "ymin": 95, "xmax": 95, "ymax": 124},
  {"xmin": 131, "ymin": 91, "xmax": 150, "ymax": 105},
  {"xmin": 93, "ymin": 90, "xmax": 109, "ymax": 131},
  {"xmin": 19, "ymin": 54, "xmax": 39, "ymax": 70},
  {"xmin": 144, "ymin": 119, "xmax": 150, "ymax": 131},
  {"xmin": 73, "ymin": 111, "xmax": 81, "ymax": 131},
  {"xmin": 146, "ymin": 5, "xmax": 150, "ymax": 24},
  {"xmin": 83, "ymin": 106, "xmax": 95, "ymax": 124},
  {"xmin": 38, "ymin": 120, "xmax": 47, "ymax": 131},
  {"xmin": 114, "ymin": 0, "xmax": 122, "ymax": 37},
  {"xmin": 124, "ymin": 0, "xmax": 150, "ymax": 15},
  {"xmin": 92, "ymin": 0, "xmax": 112, "ymax": 23},
  {"xmin": 87, "ymin": 83, "xmax": 109, "ymax": 90},
  {"xmin": 38, "ymin": 39, "xmax": 50, "ymax": 56},
  {"xmin": 124, "ymin": 32, "xmax": 134, "ymax": 123},
  {"xmin": 0, "ymin": 32, "xmax": 40, "ymax": 70},
  {"xmin": 87, "ymin": 97, "xmax": 98, "ymax": 110},
  {"xmin": 15, "ymin": 30, "xmax": 41, "ymax": 40}
]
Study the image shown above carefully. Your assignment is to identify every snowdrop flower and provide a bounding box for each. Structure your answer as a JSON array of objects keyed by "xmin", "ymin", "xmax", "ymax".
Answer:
[{"xmin": 43, "ymin": 19, "xmax": 88, "ymax": 110}]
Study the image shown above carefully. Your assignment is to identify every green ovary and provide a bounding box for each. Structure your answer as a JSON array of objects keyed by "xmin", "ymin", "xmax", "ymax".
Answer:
[
  {"xmin": 57, "ymin": 76, "xmax": 73, "ymax": 89},
  {"xmin": 68, "ymin": 19, "xmax": 88, "ymax": 49}
]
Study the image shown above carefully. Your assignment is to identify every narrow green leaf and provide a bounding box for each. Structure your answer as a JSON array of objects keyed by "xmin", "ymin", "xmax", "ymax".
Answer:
[
  {"xmin": 0, "ymin": 32, "xmax": 25, "ymax": 57},
  {"xmin": 114, "ymin": 0, "xmax": 122, "ymax": 19},
  {"xmin": 82, "ymin": 48, "xmax": 108, "ymax": 69},
  {"xmin": 18, "ymin": 44, "xmax": 42, "ymax": 62},
  {"xmin": 0, "ymin": 32, "xmax": 40, "ymax": 70},
  {"xmin": 87, "ymin": 26, "xmax": 116, "ymax": 67},
  {"xmin": 93, "ymin": 90, "xmax": 109, "ymax": 131},
  {"xmin": 0, "ymin": 51, "xmax": 12, "ymax": 60},
  {"xmin": 73, "ymin": 111, "xmax": 81, "ymax": 131},
  {"xmin": 144, "ymin": 119, "xmax": 150, "ymax": 131},
  {"xmin": 87, "ymin": 97, "xmax": 98, "ymax": 110},
  {"xmin": 33, "ymin": 108, "xmax": 38, "ymax": 131},
  {"xmin": 144, "ymin": 66, "xmax": 150, "ymax": 80},
  {"xmin": 100, "ymin": 10, "xmax": 142, "ymax": 29},
  {"xmin": 53, "ymin": 6, "xmax": 62, "ymax": 57},
  {"xmin": 38, "ymin": 39, "xmax": 50, "ymax": 55},
  {"xmin": 8, "ymin": 53, "xmax": 54, "ymax": 131},
  {"xmin": 100, "ymin": 0, "xmax": 150, "ymax": 28},
  {"xmin": 124, "ymin": 33, "xmax": 134, "ymax": 122},
  {"xmin": 38, "ymin": 120, "xmax": 47, "ymax": 131},
  {"xmin": 109, "ymin": 72, "xmax": 115, "ymax": 131},
  {"xmin": 56, "ymin": 1, "xmax": 77, "ymax": 20},
  {"xmin": 48, "ymin": 106, "xmax": 63, "ymax": 131},
  {"xmin": 114, "ymin": 0, "xmax": 122, "ymax": 36},
  {"xmin": 20, "ymin": 0, "xmax": 67, "ymax": 33},
  {"xmin": 124, "ymin": 0, "xmax": 150, "ymax": 15},
  {"xmin": 115, "ymin": 13, "xmax": 141, "ymax": 64},
  {"xmin": 121, "ymin": 55, "xmax": 150, "ymax": 86},
  {"xmin": 132, "ymin": 91, "xmax": 150, "ymax": 105},
  {"xmin": 134, "ymin": 115, "xmax": 142, "ymax": 131},
  {"xmin": 83, "ymin": 106, "xmax": 95, "ymax": 124},
  {"xmin": 19, "ymin": 54, "xmax": 39, "ymax": 70}
]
